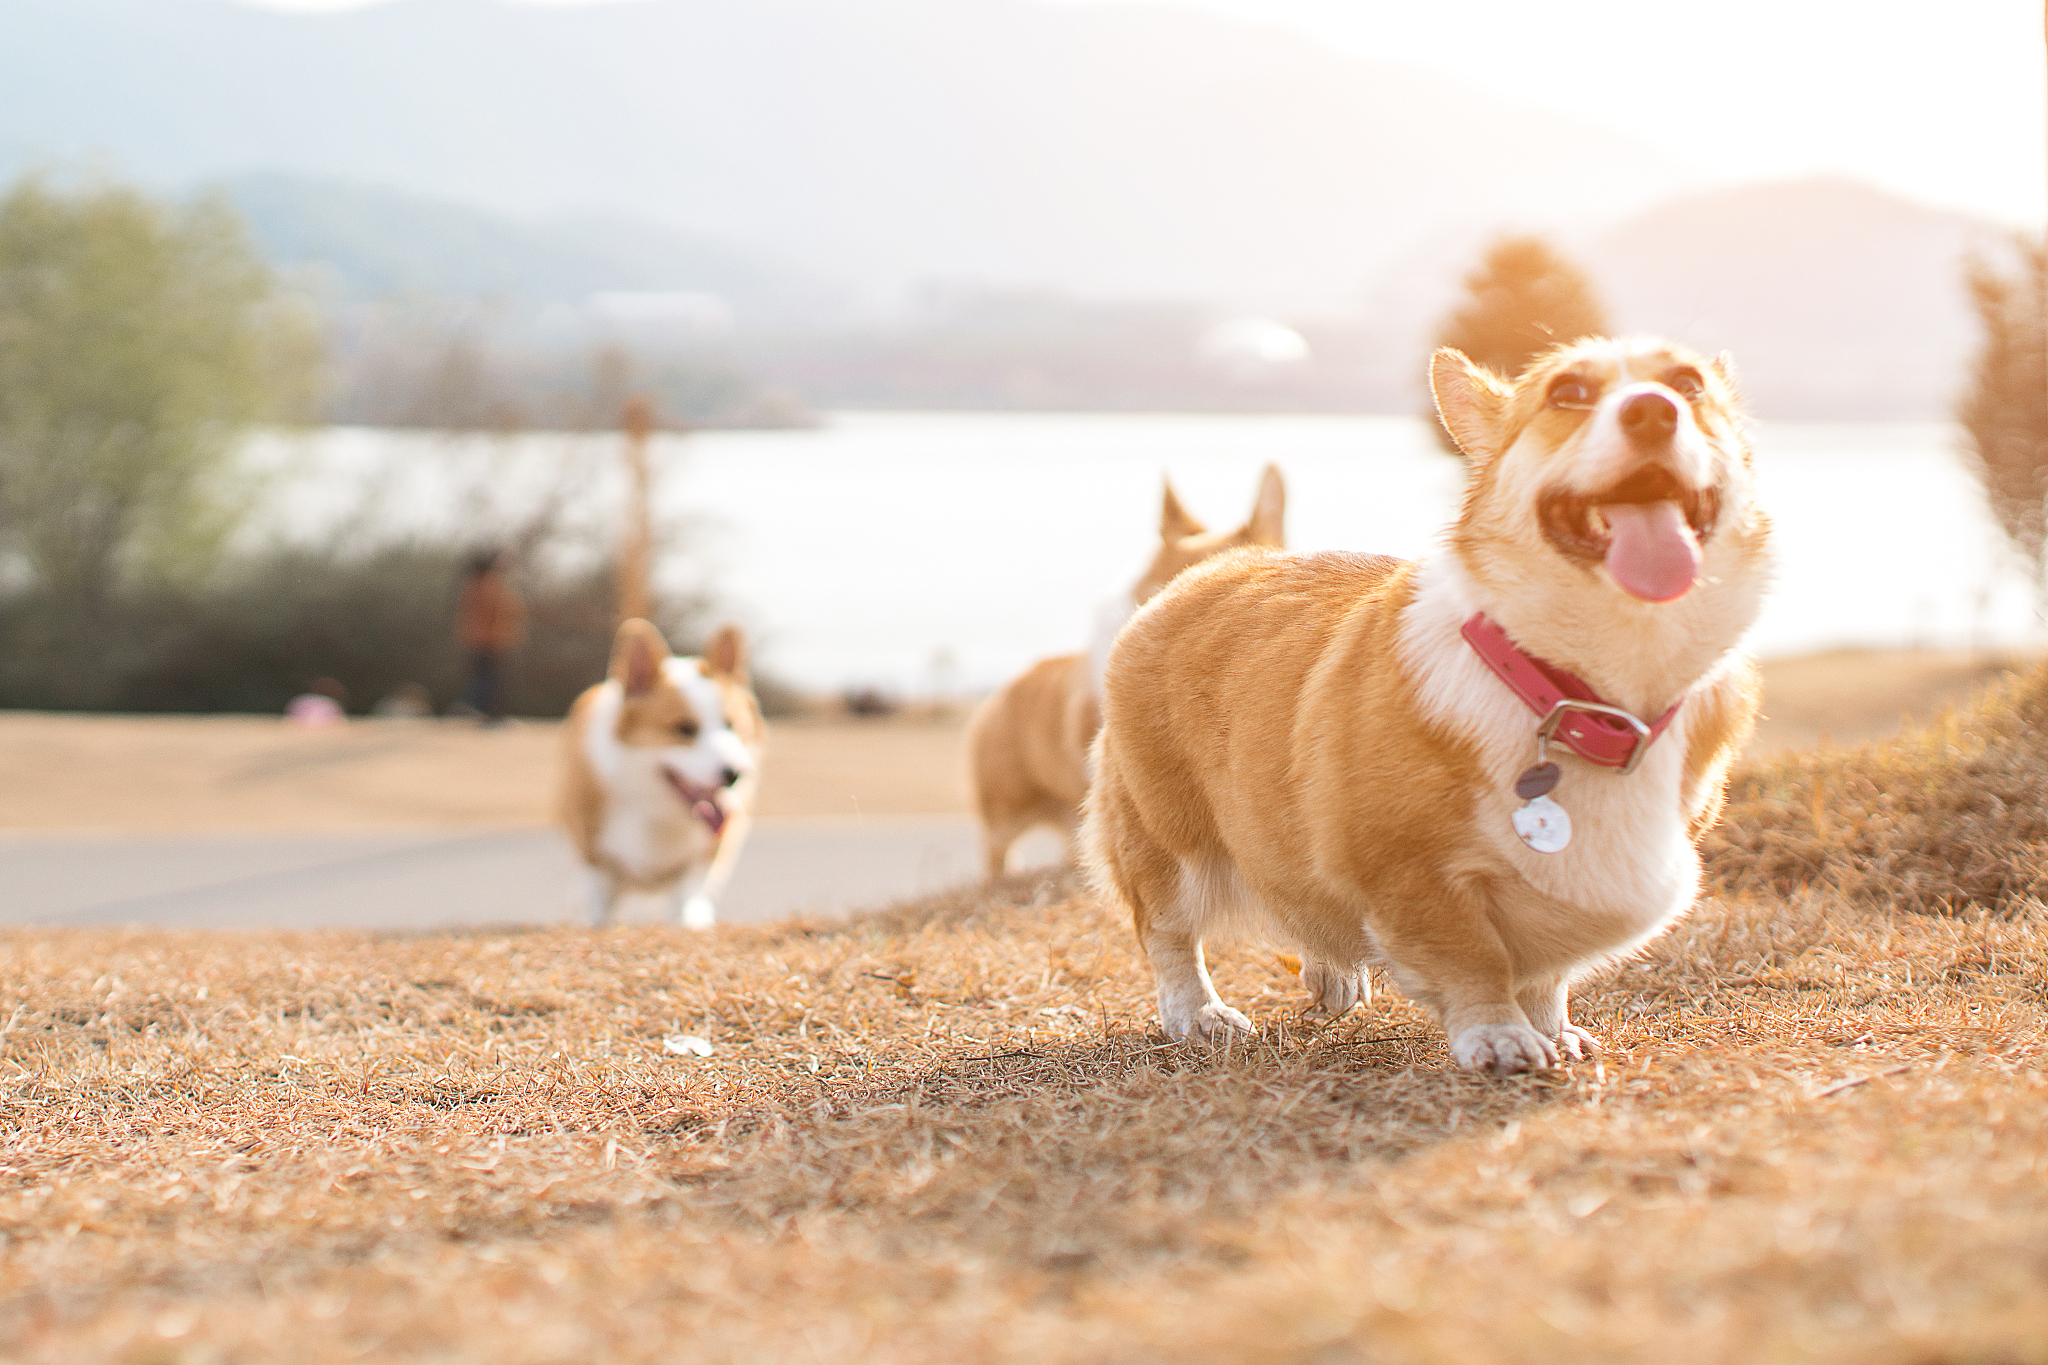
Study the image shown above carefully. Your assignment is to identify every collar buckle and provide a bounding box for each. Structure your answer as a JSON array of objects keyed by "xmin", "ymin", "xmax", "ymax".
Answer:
[{"xmin": 1537, "ymin": 698, "xmax": 1655, "ymax": 776}]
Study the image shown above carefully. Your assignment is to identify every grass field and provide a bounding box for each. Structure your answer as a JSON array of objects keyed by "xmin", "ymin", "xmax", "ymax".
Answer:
[{"xmin": 5, "ymin": 661, "xmax": 2048, "ymax": 1363}]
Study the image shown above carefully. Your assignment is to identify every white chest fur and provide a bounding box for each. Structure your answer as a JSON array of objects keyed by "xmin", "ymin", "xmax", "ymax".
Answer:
[
  {"xmin": 595, "ymin": 767, "xmax": 712, "ymax": 881},
  {"xmin": 580, "ymin": 681, "xmax": 715, "ymax": 883},
  {"xmin": 1398, "ymin": 558, "xmax": 1717, "ymax": 970}
]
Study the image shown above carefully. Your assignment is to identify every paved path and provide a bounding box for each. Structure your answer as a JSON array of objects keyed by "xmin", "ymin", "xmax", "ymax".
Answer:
[{"xmin": 0, "ymin": 818, "xmax": 1067, "ymax": 932}]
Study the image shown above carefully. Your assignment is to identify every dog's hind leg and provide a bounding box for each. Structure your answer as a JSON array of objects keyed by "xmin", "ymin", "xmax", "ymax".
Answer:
[
  {"xmin": 983, "ymin": 798, "xmax": 1075, "ymax": 877},
  {"xmin": 969, "ymin": 692, "xmax": 1035, "ymax": 879},
  {"xmin": 1298, "ymin": 957, "xmax": 1372, "ymax": 1019},
  {"xmin": 1085, "ymin": 757, "xmax": 1250, "ymax": 1044},
  {"xmin": 979, "ymin": 814, "xmax": 1028, "ymax": 878},
  {"xmin": 582, "ymin": 866, "xmax": 622, "ymax": 928},
  {"xmin": 1145, "ymin": 858, "xmax": 1254, "ymax": 1044}
]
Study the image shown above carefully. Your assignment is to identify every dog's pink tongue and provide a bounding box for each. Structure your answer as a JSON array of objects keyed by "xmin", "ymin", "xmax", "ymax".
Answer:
[
  {"xmin": 1602, "ymin": 500, "xmax": 1701, "ymax": 603},
  {"xmin": 695, "ymin": 799, "xmax": 727, "ymax": 837}
]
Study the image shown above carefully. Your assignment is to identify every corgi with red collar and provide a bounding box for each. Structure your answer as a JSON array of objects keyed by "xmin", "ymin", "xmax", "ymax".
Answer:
[
  {"xmin": 1083, "ymin": 339, "xmax": 1768, "ymax": 1073},
  {"xmin": 559, "ymin": 619, "xmax": 763, "ymax": 928},
  {"xmin": 968, "ymin": 466, "xmax": 1284, "ymax": 876}
]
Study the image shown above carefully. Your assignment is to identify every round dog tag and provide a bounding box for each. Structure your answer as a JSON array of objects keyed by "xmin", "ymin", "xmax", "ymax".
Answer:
[{"xmin": 1512, "ymin": 794, "xmax": 1572, "ymax": 853}]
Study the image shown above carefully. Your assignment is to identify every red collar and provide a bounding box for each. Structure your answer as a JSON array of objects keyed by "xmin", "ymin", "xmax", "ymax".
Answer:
[{"xmin": 1460, "ymin": 613, "xmax": 1680, "ymax": 771}]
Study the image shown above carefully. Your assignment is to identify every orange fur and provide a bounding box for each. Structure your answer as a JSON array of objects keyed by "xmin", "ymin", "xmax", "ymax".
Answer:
[
  {"xmin": 967, "ymin": 466, "xmax": 1285, "ymax": 876},
  {"xmin": 1083, "ymin": 338, "xmax": 1769, "ymax": 1073}
]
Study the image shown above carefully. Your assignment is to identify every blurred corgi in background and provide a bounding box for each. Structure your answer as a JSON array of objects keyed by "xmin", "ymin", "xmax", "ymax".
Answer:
[
  {"xmin": 560, "ymin": 619, "xmax": 763, "ymax": 927},
  {"xmin": 967, "ymin": 465, "xmax": 1285, "ymax": 877}
]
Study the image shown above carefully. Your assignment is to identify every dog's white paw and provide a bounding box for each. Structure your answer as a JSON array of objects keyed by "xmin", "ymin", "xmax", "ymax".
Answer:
[
  {"xmin": 1452, "ymin": 1023, "xmax": 1559, "ymax": 1075},
  {"xmin": 1164, "ymin": 1001, "xmax": 1254, "ymax": 1045},
  {"xmin": 1557, "ymin": 1024, "xmax": 1600, "ymax": 1061},
  {"xmin": 680, "ymin": 894, "xmax": 717, "ymax": 930},
  {"xmin": 1300, "ymin": 960, "xmax": 1370, "ymax": 1018}
]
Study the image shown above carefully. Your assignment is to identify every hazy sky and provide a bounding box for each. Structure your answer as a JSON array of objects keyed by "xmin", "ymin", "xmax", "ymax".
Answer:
[{"xmin": 243, "ymin": 0, "xmax": 2048, "ymax": 226}]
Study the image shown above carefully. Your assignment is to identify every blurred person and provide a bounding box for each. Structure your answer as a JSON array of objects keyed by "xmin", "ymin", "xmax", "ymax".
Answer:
[{"xmin": 455, "ymin": 548, "xmax": 526, "ymax": 725}]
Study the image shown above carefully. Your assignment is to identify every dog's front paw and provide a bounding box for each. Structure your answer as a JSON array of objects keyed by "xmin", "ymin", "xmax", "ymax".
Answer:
[
  {"xmin": 1299, "ymin": 960, "xmax": 1370, "ymax": 1018},
  {"xmin": 1164, "ymin": 1002, "xmax": 1254, "ymax": 1046},
  {"xmin": 1557, "ymin": 1024, "xmax": 1600, "ymax": 1061},
  {"xmin": 1452, "ymin": 1023, "xmax": 1559, "ymax": 1075},
  {"xmin": 680, "ymin": 894, "xmax": 717, "ymax": 930}
]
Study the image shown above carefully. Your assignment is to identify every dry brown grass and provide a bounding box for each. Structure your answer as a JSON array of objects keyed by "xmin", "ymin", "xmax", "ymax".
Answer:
[
  {"xmin": 7, "ymin": 684, "xmax": 2048, "ymax": 1363},
  {"xmin": 1709, "ymin": 658, "xmax": 2048, "ymax": 915}
]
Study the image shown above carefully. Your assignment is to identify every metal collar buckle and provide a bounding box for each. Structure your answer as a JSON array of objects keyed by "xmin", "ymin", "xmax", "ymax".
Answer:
[{"xmin": 1537, "ymin": 698, "xmax": 1655, "ymax": 775}]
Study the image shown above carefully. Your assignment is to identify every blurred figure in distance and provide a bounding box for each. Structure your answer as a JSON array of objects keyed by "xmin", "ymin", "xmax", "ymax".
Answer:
[{"xmin": 455, "ymin": 547, "xmax": 526, "ymax": 726}]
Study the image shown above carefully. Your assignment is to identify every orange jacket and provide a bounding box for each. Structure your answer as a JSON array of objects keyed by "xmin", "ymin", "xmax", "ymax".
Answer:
[{"xmin": 458, "ymin": 572, "xmax": 527, "ymax": 652}]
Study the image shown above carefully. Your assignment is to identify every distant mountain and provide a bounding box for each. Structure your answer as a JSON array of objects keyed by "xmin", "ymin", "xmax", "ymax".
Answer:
[
  {"xmin": 1, "ymin": 0, "xmax": 1697, "ymax": 308},
  {"xmin": 1340, "ymin": 176, "xmax": 2008, "ymax": 421},
  {"xmin": 229, "ymin": 171, "xmax": 2010, "ymax": 421},
  {"xmin": 1589, "ymin": 177, "xmax": 2007, "ymax": 420},
  {"xmin": 220, "ymin": 172, "xmax": 839, "ymax": 322}
]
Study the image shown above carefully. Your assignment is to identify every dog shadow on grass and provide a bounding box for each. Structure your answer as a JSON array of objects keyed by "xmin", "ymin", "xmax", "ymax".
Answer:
[
  {"xmin": 665, "ymin": 871, "xmax": 1612, "ymax": 1271},
  {"xmin": 901, "ymin": 1004, "xmax": 1586, "ymax": 1140},
  {"xmin": 695, "ymin": 1001, "xmax": 1593, "ymax": 1274}
]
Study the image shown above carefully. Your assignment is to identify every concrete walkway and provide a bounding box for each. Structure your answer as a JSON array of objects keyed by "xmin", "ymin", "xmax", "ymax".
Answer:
[{"xmin": 0, "ymin": 817, "xmax": 1067, "ymax": 932}]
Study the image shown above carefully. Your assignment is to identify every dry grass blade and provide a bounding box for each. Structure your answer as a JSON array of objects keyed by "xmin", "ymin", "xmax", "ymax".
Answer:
[{"xmin": 1811, "ymin": 1064, "xmax": 1913, "ymax": 1098}]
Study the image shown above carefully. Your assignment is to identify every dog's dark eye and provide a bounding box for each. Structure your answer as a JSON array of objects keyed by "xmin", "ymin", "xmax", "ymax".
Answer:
[
  {"xmin": 1667, "ymin": 369, "xmax": 1705, "ymax": 402},
  {"xmin": 676, "ymin": 720, "xmax": 700, "ymax": 741},
  {"xmin": 1547, "ymin": 377, "xmax": 1597, "ymax": 410}
]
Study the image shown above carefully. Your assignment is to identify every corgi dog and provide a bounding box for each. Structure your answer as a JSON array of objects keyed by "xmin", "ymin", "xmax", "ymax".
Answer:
[
  {"xmin": 559, "ymin": 619, "xmax": 764, "ymax": 928},
  {"xmin": 1083, "ymin": 338, "xmax": 1770, "ymax": 1074},
  {"xmin": 967, "ymin": 465, "xmax": 1285, "ymax": 877}
]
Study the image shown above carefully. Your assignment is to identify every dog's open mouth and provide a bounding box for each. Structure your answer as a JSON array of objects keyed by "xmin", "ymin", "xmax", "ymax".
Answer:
[
  {"xmin": 661, "ymin": 769, "xmax": 729, "ymax": 836},
  {"xmin": 1538, "ymin": 464, "xmax": 1720, "ymax": 604}
]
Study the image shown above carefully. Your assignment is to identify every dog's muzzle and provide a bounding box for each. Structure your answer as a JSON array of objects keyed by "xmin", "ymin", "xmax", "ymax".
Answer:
[
  {"xmin": 1537, "ymin": 463, "xmax": 1719, "ymax": 565},
  {"xmin": 661, "ymin": 769, "xmax": 729, "ymax": 836}
]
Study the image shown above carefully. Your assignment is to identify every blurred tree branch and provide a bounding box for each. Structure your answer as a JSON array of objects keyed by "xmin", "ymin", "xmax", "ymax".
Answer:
[{"xmin": 1959, "ymin": 235, "xmax": 2048, "ymax": 608}]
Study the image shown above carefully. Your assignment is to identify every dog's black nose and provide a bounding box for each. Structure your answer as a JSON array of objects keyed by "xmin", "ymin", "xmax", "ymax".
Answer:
[
  {"xmin": 720, "ymin": 766, "xmax": 742, "ymax": 788},
  {"xmin": 1619, "ymin": 392, "xmax": 1679, "ymax": 446}
]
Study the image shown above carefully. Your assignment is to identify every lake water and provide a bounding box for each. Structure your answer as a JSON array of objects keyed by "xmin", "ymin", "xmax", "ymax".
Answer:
[{"xmin": 247, "ymin": 412, "xmax": 2039, "ymax": 694}]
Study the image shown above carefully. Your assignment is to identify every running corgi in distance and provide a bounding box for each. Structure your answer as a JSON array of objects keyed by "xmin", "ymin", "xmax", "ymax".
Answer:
[
  {"xmin": 559, "ymin": 619, "xmax": 763, "ymax": 928},
  {"xmin": 1084, "ymin": 338, "xmax": 1770, "ymax": 1074},
  {"xmin": 967, "ymin": 465, "xmax": 1284, "ymax": 877}
]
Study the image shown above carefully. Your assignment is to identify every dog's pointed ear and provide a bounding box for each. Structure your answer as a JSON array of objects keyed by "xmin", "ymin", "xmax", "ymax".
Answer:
[
  {"xmin": 609, "ymin": 618, "xmax": 671, "ymax": 697},
  {"xmin": 1709, "ymin": 350, "xmax": 1741, "ymax": 399},
  {"xmin": 1430, "ymin": 348, "xmax": 1512, "ymax": 460},
  {"xmin": 700, "ymin": 622, "xmax": 749, "ymax": 681},
  {"xmin": 1242, "ymin": 463, "xmax": 1285, "ymax": 546},
  {"xmin": 1160, "ymin": 479, "xmax": 1205, "ymax": 542}
]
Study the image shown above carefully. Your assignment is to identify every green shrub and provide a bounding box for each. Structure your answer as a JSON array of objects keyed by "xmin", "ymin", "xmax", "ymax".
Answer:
[{"xmin": 0, "ymin": 175, "xmax": 321, "ymax": 609}]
